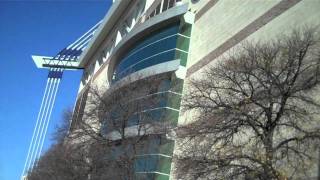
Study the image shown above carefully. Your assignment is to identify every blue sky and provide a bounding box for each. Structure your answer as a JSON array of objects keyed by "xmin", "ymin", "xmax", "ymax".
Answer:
[{"xmin": 0, "ymin": 1, "xmax": 111, "ymax": 179}]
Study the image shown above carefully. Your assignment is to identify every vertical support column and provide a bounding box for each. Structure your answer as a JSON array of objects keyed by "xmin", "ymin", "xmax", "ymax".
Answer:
[{"xmin": 169, "ymin": 11, "xmax": 194, "ymax": 180}]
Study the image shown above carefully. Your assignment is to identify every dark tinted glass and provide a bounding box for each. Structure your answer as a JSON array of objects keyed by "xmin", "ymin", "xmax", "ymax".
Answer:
[
  {"xmin": 113, "ymin": 23, "xmax": 179, "ymax": 83},
  {"xmin": 115, "ymin": 49, "xmax": 176, "ymax": 81},
  {"xmin": 135, "ymin": 155, "xmax": 158, "ymax": 172}
]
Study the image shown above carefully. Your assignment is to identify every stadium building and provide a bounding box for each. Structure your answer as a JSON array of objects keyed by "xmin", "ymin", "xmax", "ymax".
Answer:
[{"xmin": 26, "ymin": 0, "xmax": 320, "ymax": 179}]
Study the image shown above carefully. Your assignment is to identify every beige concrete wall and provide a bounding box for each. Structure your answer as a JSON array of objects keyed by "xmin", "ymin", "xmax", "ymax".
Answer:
[
  {"xmin": 187, "ymin": 0, "xmax": 280, "ymax": 68},
  {"xmin": 182, "ymin": 0, "xmax": 320, "ymax": 136},
  {"xmin": 92, "ymin": 62, "xmax": 110, "ymax": 90},
  {"xmin": 186, "ymin": 0, "xmax": 320, "ymax": 75},
  {"xmin": 246, "ymin": 0, "xmax": 320, "ymax": 42},
  {"xmin": 173, "ymin": 1, "xmax": 320, "ymax": 179}
]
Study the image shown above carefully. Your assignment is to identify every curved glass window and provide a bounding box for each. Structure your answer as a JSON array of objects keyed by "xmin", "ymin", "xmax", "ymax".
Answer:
[
  {"xmin": 134, "ymin": 136, "xmax": 174, "ymax": 177},
  {"xmin": 101, "ymin": 91, "xmax": 181, "ymax": 132},
  {"xmin": 101, "ymin": 74, "xmax": 182, "ymax": 134},
  {"xmin": 112, "ymin": 23, "xmax": 180, "ymax": 83}
]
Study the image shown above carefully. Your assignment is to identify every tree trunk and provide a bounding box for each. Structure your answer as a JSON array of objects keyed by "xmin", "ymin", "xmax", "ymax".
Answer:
[{"xmin": 264, "ymin": 130, "xmax": 275, "ymax": 180}]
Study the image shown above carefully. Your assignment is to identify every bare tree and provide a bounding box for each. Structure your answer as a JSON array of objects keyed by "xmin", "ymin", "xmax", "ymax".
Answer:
[
  {"xmin": 176, "ymin": 28, "xmax": 320, "ymax": 180},
  {"xmin": 66, "ymin": 73, "xmax": 176, "ymax": 179},
  {"xmin": 52, "ymin": 109, "xmax": 73, "ymax": 143},
  {"xmin": 27, "ymin": 110, "xmax": 91, "ymax": 180}
]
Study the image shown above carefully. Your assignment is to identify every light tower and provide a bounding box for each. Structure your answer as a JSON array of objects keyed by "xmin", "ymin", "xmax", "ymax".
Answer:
[{"xmin": 20, "ymin": 20, "xmax": 101, "ymax": 180}]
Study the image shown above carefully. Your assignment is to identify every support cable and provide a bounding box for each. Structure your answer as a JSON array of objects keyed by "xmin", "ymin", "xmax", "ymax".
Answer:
[
  {"xmin": 29, "ymin": 68, "xmax": 63, "ymax": 171},
  {"xmin": 20, "ymin": 78, "xmax": 50, "ymax": 178},
  {"xmin": 26, "ymin": 77, "xmax": 55, "ymax": 172},
  {"xmin": 36, "ymin": 73, "xmax": 61, "ymax": 162},
  {"xmin": 30, "ymin": 77, "xmax": 58, "ymax": 170}
]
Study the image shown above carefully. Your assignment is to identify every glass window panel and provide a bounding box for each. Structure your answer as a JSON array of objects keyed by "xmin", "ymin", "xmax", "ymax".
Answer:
[
  {"xmin": 135, "ymin": 155, "xmax": 158, "ymax": 172},
  {"xmin": 113, "ymin": 23, "xmax": 180, "ymax": 83},
  {"xmin": 127, "ymin": 114, "xmax": 139, "ymax": 126},
  {"xmin": 134, "ymin": 155, "xmax": 172, "ymax": 175},
  {"xmin": 127, "ymin": 50, "xmax": 176, "ymax": 74},
  {"xmin": 176, "ymin": 35, "xmax": 190, "ymax": 51},
  {"xmin": 159, "ymin": 139, "xmax": 174, "ymax": 155},
  {"xmin": 101, "ymin": 90, "xmax": 181, "ymax": 133},
  {"xmin": 175, "ymin": 50, "xmax": 188, "ymax": 66},
  {"xmin": 167, "ymin": 93, "xmax": 182, "ymax": 109},
  {"xmin": 116, "ymin": 35, "xmax": 178, "ymax": 74},
  {"xmin": 143, "ymin": 109, "xmax": 164, "ymax": 122},
  {"xmin": 158, "ymin": 79, "xmax": 171, "ymax": 92},
  {"xmin": 179, "ymin": 23, "xmax": 192, "ymax": 37},
  {"xmin": 155, "ymin": 174, "xmax": 169, "ymax": 180},
  {"xmin": 157, "ymin": 156, "xmax": 172, "ymax": 174},
  {"xmin": 135, "ymin": 173, "xmax": 155, "ymax": 180},
  {"xmin": 124, "ymin": 24, "xmax": 178, "ymax": 59},
  {"xmin": 147, "ymin": 137, "xmax": 161, "ymax": 153}
]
